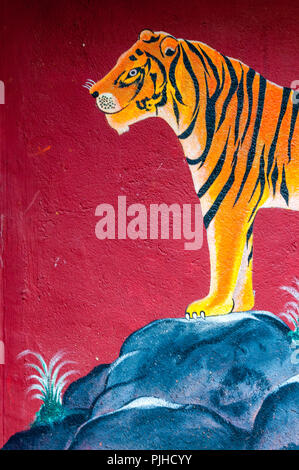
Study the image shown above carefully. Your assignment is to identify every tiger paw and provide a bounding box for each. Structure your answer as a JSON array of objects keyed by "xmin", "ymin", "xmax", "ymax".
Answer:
[{"xmin": 185, "ymin": 297, "xmax": 234, "ymax": 320}]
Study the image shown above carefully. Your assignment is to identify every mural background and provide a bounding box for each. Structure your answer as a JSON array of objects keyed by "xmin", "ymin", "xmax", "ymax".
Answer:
[{"xmin": 1, "ymin": 0, "xmax": 298, "ymax": 446}]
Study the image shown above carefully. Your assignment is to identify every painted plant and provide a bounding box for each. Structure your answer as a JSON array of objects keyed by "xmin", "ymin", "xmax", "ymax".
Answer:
[
  {"xmin": 280, "ymin": 278, "xmax": 299, "ymax": 340},
  {"xmin": 18, "ymin": 350, "xmax": 78, "ymax": 427}
]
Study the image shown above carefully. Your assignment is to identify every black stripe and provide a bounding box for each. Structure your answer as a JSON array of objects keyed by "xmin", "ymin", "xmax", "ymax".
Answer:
[
  {"xmin": 182, "ymin": 62, "xmax": 225, "ymax": 159},
  {"xmin": 135, "ymin": 49, "xmax": 143, "ymax": 56},
  {"xmin": 178, "ymin": 108, "xmax": 200, "ymax": 140},
  {"xmin": 185, "ymin": 156, "xmax": 201, "ymax": 165},
  {"xmin": 150, "ymin": 70, "xmax": 167, "ymax": 112},
  {"xmin": 155, "ymin": 85, "xmax": 167, "ymax": 110},
  {"xmin": 271, "ymin": 160, "xmax": 279, "ymax": 195},
  {"xmin": 178, "ymin": 63, "xmax": 223, "ymax": 143},
  {"xmin": 180, "ymin": 75, "xmax": 212, "ymax": 148},
  {"xmin": 145, "ymin": 52, "xmax": 167, "ymax": 85},
  {"xmin": 267, "ymin": 87, "xmax": 291, "ymax": 180},
  {"xmin": 248, "ymin": 156, "xmax": 261, "ymax": 203},
  {"xmin": 216, "ymin": 56, "xmax": 238, "ymax": 131},
  {"xmin": 114, "ymin": 71, "xmax": 126, "ymax": 85},
  {"xmin": 235, "ymin": 75, "xmax": 267, "ymax": 205},
  {"xmin": 176, "ymin": 46, "xmax": 202, "ymax": 139},
  {"xmin": 181, "ymin": 45, "xmax": 200, "ymax": 118},
  {"xmin": 185, "ymin": 40, "xmax": 210, "ymax": 77},
  {"xmin": 129, "ymin": 55, "xmax": 137, "ymax": 61},
  {"xmin": 231, "ymin": 141, "xmax": 240, "ymax": 168},
  {"xmin": 288, "ymin": 100, "xmax": 299, "ymax": 162},
  {"xmin": 150, "ymin": 73, "xmax": 157, "ymax": 96},
  {"xmin": 248, "ymin": 246, "xmax": 253, "ymax": 265},
  {"xmin": 129, "ymin": 70, "xmax": 147, "ymax": 102},
  {"xmin": 248, "ymin": 145, "xmax": 266, "ymax": 222},
  {"xmin": 143, "ymin": 35, "xmax": 160, "ymax": 44},
  {"xmin": 235, "ymin": 67, "xmax": 244, "ymax": 143},
  {"xmin": 169, "ymin": 47, "xmax": 184, "ymax": 105},
  {"xmin": 136, "ymin": 101, "xmax": 145, "ymax": 110},
  {"xmin": 203, "ymin": 133, "xmax": 237, "ymax": 229},
  {"xmin": 280, "ymin": 164, "xmax": 289, "ymax": 205},
  {"xmin": 172, "ymin": 93, "xmax": 180, "ymax": 124},
  {"xmin": 197, "ymin": 130, "xmax": 230, "ymax": 198},
  {"xmin": 246, "ymin": 222, "xmax": 254, "ymax": 246},
  {"xmin": 241, "ymin": 68, "xmax": 255, "ymax": 144},
  {"xmin": 197, "ymin": 63, "xmax": 225, "ymax": 157},
  {"xmin": 199, "ymin": 46, "xmax": 221, "ymax": 92},
  {"xmin": 181, "ymin": 52, "xmax": 226, "ymax": 168}
]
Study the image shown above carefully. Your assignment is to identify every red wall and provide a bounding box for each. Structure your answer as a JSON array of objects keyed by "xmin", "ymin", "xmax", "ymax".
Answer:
[{"xmin": 1, "ymin": 0, "xmax": 299, "ymax": 445}]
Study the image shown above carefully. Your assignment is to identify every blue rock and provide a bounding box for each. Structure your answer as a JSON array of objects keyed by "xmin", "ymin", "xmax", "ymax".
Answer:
[
  {"xmin": 250, "ymin": 375, "xmax": 299, "ymax": 450},
  {"xmin": 2, "ymin": 411, "xmax": 88, "ymax": 450},
  {"xmin": 91, "ymin": 312, "xmax": 298, "ymax": 432},
  {"xmin": 2, "ymin": 311, "xmax": 298, "ymax": 450},
  {"xmin": 69, "ymin": 398, "xmax": 249, "ymax": 450},
  {"xmin": 63, "ymin": 363, "xmax": 109, "ymax": 410}
]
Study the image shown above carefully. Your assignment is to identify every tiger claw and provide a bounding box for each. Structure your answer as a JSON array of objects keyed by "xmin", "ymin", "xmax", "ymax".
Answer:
[{"xmin": 185, "ymin": 312, "xmax": 200, "ymax": 320}]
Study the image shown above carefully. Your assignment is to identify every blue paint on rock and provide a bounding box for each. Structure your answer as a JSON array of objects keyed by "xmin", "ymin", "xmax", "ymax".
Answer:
[{"xmin": 3, "ymin": 312, "xmax": 298, "ymax": 450}]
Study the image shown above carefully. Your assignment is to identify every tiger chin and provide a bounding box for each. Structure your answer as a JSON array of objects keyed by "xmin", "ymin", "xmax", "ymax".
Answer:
[{"xmin": 86, "ymin": 29, "xmax": 299, "ymax": 319}]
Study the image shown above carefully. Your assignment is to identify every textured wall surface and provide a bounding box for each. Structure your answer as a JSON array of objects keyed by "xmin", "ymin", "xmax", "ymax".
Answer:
[{"xmin": 1, "ymin": 0, "xmax": 299, "ymax": 446}]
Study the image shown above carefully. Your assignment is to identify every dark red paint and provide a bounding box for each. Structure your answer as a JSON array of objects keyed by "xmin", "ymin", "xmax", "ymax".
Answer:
[{"xmin": 1, "ymin": 0, "xmax": 298, "ymax": 445}]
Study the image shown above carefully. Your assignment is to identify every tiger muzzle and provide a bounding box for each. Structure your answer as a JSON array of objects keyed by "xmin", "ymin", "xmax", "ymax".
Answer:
[{"xmin": 95, "ymin": 93, "xmax": 121, "ymax": 114}]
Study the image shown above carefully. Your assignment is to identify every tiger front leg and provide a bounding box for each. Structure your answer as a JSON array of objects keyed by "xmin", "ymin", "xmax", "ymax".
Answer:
[{"xmin": 185, "ymin": 205, "xmax": 253, "ymax": 319}]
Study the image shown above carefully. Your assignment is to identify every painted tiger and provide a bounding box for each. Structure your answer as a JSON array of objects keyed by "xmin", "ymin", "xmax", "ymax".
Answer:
[{"xmin": 86, "ymin": 29, "xmax": 299, "ymax": 319}]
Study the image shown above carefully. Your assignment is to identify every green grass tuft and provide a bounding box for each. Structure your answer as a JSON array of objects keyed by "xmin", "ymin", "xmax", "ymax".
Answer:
[
  {"xmin": 288, "ymin": 327, "xmax": 299, "ymax": 342},
  {"xmin": 18, "ymin": 350, "xmax": 78, "ymax": 427}
]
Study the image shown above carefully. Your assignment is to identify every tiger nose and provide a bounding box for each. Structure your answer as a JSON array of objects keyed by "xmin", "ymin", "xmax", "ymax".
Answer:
[
  {"xmin": 95, "ymin": 92, "xmax": 121, "ymax": 113},
  {"xmin": 92, "ymin": 91, "xmax": 99, "ymax": 98}
]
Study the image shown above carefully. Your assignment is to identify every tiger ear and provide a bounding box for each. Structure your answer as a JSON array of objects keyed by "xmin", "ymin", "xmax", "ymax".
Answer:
[
  {"xmin": 139, "ymin": 29, "xmax": 156, "ymax": 42},
  {"xmin": 160, "ymin": 36, "xmax": 179, "ymax": 58}
]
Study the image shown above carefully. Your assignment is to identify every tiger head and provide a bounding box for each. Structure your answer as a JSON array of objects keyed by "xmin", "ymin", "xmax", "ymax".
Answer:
[{"xmin": 88, "ymin": 30, "xmax": 194, "ymax": 135}]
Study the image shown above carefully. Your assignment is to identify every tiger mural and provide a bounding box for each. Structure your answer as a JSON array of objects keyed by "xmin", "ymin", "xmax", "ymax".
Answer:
[{"xmin": 86, "ymin": 29, "xmax": 299, "ymax": 319}]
